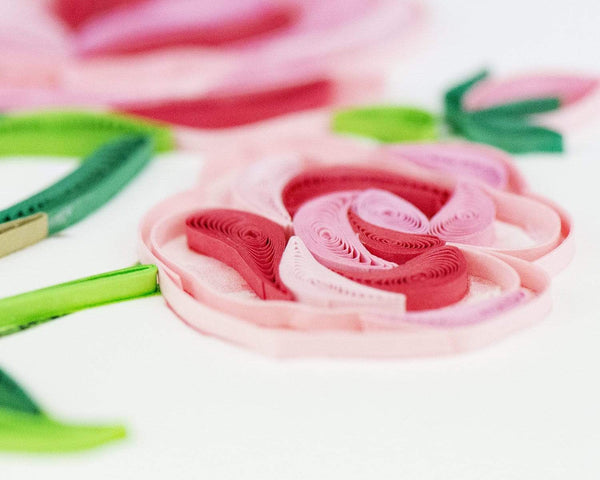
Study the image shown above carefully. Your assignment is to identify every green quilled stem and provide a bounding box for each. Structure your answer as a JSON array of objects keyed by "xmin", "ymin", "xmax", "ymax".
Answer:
[
  {"xmin": 0, "ymin": 110, "xmax": 175, "ymax": 157},
  {"xmin": 331, "ymin": 105, "xmax": 439, "ymax": 143},
  {"xmin": 0, "ymin": 265, "xmax": 159, "ymax": 336},
  {"xmin": 0, "ymin": 369, "xmax": 126, "ymax": 453},
  {"xmin": 0, "ymin": 112, "xmax": 164, "ymax": 338},
  {"xmin": 0, "ymin": 134, "xmax": 155, "ymax": 237},
  {"xmin": 0, "ymin": 110, "xmax": 178, "ymax": 258}
]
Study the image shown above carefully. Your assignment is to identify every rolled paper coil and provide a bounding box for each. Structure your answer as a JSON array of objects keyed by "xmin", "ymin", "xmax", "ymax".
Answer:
[
  {"xmin": 279, "ymin": 235, "xmax": 406, "ymax": 312},
  {"xmin": 185, "ymin": 209, "xmax": 293, "ymax": 301},
  {"xmin": 347, "ymin": 207, "xmax": 444, "ymax": 264},
  {"xmin": 428, "ymin": 182, "xmax": 496, "ymax": 246},
  {"xmin": 292, "ymin": 191, "xmax": 396, "ymax": 273},
  {"xmin": 350, "ymin": 188, "xmax": 430, "ymax": 234}
]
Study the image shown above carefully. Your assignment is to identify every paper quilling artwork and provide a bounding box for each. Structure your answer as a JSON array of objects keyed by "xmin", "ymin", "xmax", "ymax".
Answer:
[
  {"xmin": 0, "ymin": 0, "xmax": 593, "ymax": 464},
  {"xmin": 139, "ymin": 138, "xmax": 573, "ymax": 358}
]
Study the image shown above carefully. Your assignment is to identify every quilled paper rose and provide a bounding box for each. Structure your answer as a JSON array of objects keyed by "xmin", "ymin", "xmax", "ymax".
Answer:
[
  {"xmin": 0, "ymin": 0, "xmax": 423, "ymax": 129},
  {"xmin": 139, "ymin": 138, "xmax": 573, "ymax": 358}
]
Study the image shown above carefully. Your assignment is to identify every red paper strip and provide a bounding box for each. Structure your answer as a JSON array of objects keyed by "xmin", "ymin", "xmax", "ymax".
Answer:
[
  {"xmin": 281, "ymin": 166, "xmax": 451, "ymax": 218},
  {"xmin": 123, "ymin": 79, "xmax": 332, "ymax": 129},
  {"xmin": 347, "ymin": 208, "xmax": 445, "ymax": 264},
  {"xmin": 53, "ymin": 0, "xmax": 146, "ymax": 30},
  {"xmin": 185, "ymin": 209, "xmax": 293, "ymax": 301},
  {"xmin": 78, "ymin": 3, "xmax": 297, "ymax": 55},
  {"xmin": 335, "ymin": 246, "xmax": 469, "ymax": 311}
]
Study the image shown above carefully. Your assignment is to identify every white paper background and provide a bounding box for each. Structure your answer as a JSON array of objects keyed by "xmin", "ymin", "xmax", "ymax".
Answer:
[{"xmin": 1, "ymin": 0, "xmax": 600, "ymax": 478}]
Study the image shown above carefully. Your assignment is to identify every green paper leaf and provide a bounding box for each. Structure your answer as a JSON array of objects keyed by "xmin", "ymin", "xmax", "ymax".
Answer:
[
  {"xmin": 460, "ymin": 115, "xmax": 563, "ymax": 153},
  {"xmin": 443, "ymin": 70, "xmax": 564, "ymax": 154},
  {"xmin": 0, "ymin": 110, "xmax": 175, "ymax": 158},
  {"xmin": 0, "ymin": 369, "xmax": 42, "ymax": 416},
  {"xmin": 0, "ymin": 369, "xmax": 126, "ymax": 453},
  {"xmin": 332, "ymin": 106, "xmax": 439, "ymax": 143},
  {"xmin": 468, "ymin": 97, "xmax": 561, "ymax": 118},
  {"xmin": 444, "ymin": 69, "xmax": 490, "ymax": 125},
  {"xmin": 0, "ymin": 409, "xmax": 126, "ymax": 453}
]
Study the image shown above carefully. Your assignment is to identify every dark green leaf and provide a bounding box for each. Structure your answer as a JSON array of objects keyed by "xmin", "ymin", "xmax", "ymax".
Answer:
[
  {"xmin": 460, "ymin": 116, "xmax": 563, "ymax": 153},
  {"xmin": 0, "ymin": 368, "xmax": 42, "ymax": 415},
  {"xmin": 468, "ymin": 97, "xmax": 561, "ymax": 119}
]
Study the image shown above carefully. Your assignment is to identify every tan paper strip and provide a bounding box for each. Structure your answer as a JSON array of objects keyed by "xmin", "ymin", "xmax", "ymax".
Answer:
[{"xmin": 0, "ymin": 213, "xmax": 49, "ymax": 258}]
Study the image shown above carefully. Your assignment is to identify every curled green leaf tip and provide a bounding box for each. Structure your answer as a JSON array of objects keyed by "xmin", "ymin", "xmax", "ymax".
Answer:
[{"xmin": 0, "ymin": 368, "xmax": 126, "ymax": 453}]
